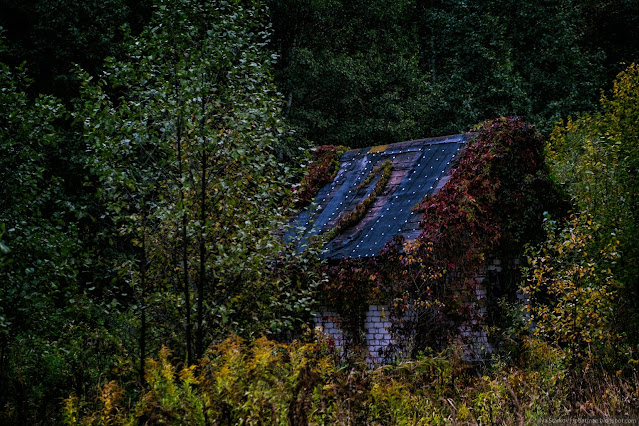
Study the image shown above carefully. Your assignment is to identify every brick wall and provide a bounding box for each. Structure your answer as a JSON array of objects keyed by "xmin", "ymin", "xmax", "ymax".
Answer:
[
  {"xmin": 314, "ymin": 258, "xmax": 510, "ymax": 364},
  {"xmin": 313, "ymin": 310, "xmax": 344, "ymax": 350},
  {"xmin": 314, "ymin": 304, "xmax": 406, "ymax": 365},
  {"xmin": 364, "ymin": 305, "xmax": 394, "ymax": 364}
]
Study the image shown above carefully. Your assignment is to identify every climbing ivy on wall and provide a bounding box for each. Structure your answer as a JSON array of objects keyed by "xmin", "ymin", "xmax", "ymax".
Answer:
[
  {"xmin": 392, "ymin": 117, "xmax": 558, "ymax": 352},
  {"xmin": 313, "ymin": 117, "xmax": 560, "ymax": 358}
]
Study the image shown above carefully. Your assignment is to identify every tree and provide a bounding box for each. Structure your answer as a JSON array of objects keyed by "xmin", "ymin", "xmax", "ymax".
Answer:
[
  {"xmin": 268, "ymin": 0, "xmax": 432, "ymax": 147},
  {"xmin": 0, "ymin": 39, "xmax": 131, "ymax": 423},
  {"xmin": 79, "ymin": 0, "xmax": 320, "ymax": 366},
  {"xmin": 267, "ymin": 0, "xmax": 611, "ymax": 146},
  {"xmin": 0, "ymin": 0, "xmax": 152, "ymax": 98},
  {"xmin": 545, "ymin": 63, "xmax": 639, "ymax": 345}
]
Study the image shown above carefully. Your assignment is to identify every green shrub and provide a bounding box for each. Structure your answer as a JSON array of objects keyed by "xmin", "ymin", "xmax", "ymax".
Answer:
[{"xmin": 547, "ymin": 63, "xmax": 639, "ymax": 344}]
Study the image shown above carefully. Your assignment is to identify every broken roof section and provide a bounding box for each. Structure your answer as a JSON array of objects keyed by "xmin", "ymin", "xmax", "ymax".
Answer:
[{"xmin": 291, "ymin": 133, "xmax": 475, "ymax": 259}]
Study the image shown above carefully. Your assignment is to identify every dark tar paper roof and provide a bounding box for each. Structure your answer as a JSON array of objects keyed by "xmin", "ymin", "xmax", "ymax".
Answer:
[{"xmin": 289, "ymin": 133, "xmax": 475, "ymax": 259}]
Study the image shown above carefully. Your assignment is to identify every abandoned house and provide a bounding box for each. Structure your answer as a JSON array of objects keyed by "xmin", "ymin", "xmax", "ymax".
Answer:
[
  {"xmin": 288, "ymin": 117, "xmax": 549, "ymax": 365},
  {"xmin": 288, "ymin": 132, "xmax": 502, "ymax": 364}
]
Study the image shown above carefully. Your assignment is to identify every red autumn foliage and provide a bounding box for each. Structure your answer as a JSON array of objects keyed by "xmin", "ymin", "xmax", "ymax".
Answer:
[
  {"xmin": 294, "ymin": 145, "xmax": 347, "ymax": 209},
  {"xmin": 319, "ymin": 117, "xmax": 557, "ymax": 355}
]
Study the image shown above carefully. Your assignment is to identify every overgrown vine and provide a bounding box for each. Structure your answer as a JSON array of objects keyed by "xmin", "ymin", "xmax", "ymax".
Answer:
[
  {"xmin": 293, "ymin": 145, "xmax": 348, "ymax": 209},
  {"xmin": 317, "ymin": 117, "xmax": 561, "ymax": 359}
]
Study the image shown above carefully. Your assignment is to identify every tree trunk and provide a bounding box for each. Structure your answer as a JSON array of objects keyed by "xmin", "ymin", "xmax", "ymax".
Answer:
[
  {"xmin": 139, "ymin": 206, "xmax": 148, "ymax": 384},
  {"xmin": 176, "ymin": 115, "xmax": 193, "ymax": 366},
  {"xmin": 196, "ymin": 143, "xmax": 207, "ymax": 359}
]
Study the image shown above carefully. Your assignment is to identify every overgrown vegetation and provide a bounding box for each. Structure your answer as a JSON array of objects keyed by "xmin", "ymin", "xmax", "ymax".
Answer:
[
  {"xmin": 1, "ymin": 0, "xmax": 639, "ymax": 423},
  {"xmin": 523, "ymin": 64, "xmax": 639, "ymax": 368},
  {"xmin": 65, "ymin": 335, "xmax": 639, "ymax": 425},
  {"xmin": 318, "ymin": 117, "xmax": 560, "ymax": 356},
  {"xmin": 393, "ymin": 117, "xmax": 558, "ymax": 353},
  {"xmin": 292, "ymin": 145, "xmax": 347, "ymax": 210}
]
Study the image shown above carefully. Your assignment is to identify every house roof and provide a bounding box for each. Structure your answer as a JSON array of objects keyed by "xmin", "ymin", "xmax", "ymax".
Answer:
[{"xmin": 291, "ymin": 133, "xmax": 474, "ymax": 259}]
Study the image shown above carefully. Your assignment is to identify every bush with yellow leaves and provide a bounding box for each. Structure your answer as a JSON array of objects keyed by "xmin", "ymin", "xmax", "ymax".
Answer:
[
  {"xmin": 522, "ymin": 213, "xmax": 622, "ymax": 367},
  {"xmin": 63, "ymin": 335, "xmax": 342, "ymax": 425}
]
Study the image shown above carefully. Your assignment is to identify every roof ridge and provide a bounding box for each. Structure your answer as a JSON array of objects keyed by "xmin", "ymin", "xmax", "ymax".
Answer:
[{"xmin": 341, "ymin": 132, "xmax": 476, "ymax": 161}]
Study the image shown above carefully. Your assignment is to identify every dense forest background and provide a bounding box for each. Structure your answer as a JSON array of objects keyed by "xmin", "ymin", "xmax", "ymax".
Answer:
[{"xmin": 1, "ymin": 0, "xmax": 639, "ymax": 423}]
